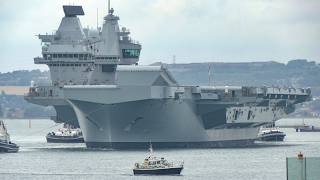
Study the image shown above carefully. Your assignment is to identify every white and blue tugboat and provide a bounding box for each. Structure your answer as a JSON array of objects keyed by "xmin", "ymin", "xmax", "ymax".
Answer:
[
  {"xmin": 46, "ymin": 124, "xmax": 84, "ymax": 143},
  {"xmin": 133, "ymin": 144, "xmax": 184, "ymax": 175},
  {"xmin": 257, "ymin": 128, "xmax": 286, "ymax": 141},
  {"xmin": 0, "ymin": 120, "xmax": 19, "ymax": 153}
]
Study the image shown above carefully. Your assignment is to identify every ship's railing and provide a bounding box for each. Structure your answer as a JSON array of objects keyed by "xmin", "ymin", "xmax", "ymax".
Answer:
[
  {"xmin": 38, "ymin": 34, "xmax": 56, "ymax": 43},
  {"xmin": 242, "ymin": 86, "xmax": 311, "ymax": 97},
  {"xmin": 193, "ymin": 86, "xmax": 311, "ymax": 101},
  {"xmin": 25, "ymin": 86, "xmax": 61, "ymax": 98},
  {"xmin": 34, "ymin": 57, "xmax": 46, "ymax": 64},
  {"xmin": 265, "ymin": 87, "xmax": 311, "ymax": 95}
]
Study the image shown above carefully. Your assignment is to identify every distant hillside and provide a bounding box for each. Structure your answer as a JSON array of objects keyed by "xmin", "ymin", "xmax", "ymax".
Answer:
[
  {"xmin": 166, "ymin": 59, "xmax": 320, "ymax": 88},
  {"xmin": 0, "ymin": 70, "xmax": 49, "ymax": 86}
]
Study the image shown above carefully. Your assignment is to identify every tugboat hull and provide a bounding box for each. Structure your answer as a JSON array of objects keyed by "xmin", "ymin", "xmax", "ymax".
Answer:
[
  {"xmin": 258, "ymin": 133, "xmax": 286, "ymax": 141},
  {"xmin": 0, "ymin": 141, "xmax": 19, "ymax": 153},
  {"xmin": 46, "ymin": 134, "xmax": 84, "ymax": 143},
  {"xmin": 133, "ymin": 167, "xmax": 183, "ymax": 175}
]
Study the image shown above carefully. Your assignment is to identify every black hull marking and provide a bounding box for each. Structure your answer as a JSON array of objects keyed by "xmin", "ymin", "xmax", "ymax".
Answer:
[
  {"xmin": 133, "ymin": 167, "xmax": 183, "ymax": 175},
  {"xmin": 86, "ymin": 139, "xmax": 255, "ymax": 149},
  {"xmin": 46, "ymin": 135, "xmax": 84, "ymax": 143}
]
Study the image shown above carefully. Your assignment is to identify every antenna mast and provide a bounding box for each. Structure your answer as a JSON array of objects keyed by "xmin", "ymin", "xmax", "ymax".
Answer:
[
  {"xmin": 208, "ymin": 64, "xmax": 213, "ymax": 86},
  {"xmin": 96, "ymin": 8, "xmax": 99, "ymax": 30},
  {"xmin": 108, "ymin": 0, "xmax": 111, "ymax": 13}
]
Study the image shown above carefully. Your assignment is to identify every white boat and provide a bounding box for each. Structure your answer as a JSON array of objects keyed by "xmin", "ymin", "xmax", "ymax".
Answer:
[
  {"xmin": 257, "ymin": 128, "xmax": 286, "ymax": 141},
  {"xmin": 133, "ymin": 144, "xmax": 184, "ymax": 175},
  {"xmin": 46, "ymin": 124, "xmax": 84, "ymax": 143}
]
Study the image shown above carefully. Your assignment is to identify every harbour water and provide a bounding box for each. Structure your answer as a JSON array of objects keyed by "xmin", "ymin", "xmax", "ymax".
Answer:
[{"xmin": 1, "ymin": 119, "xmax": 320, "ymax": 180}]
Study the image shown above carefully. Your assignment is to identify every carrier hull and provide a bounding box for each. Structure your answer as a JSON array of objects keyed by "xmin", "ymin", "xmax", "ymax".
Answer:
[{"xmin": 68, "ymin": 98, "xmax": 260, "ymax": 149}]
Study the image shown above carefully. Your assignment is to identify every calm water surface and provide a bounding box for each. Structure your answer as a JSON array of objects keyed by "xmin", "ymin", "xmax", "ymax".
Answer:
[{"xmin": 1, "ymin": 119, "xmax": 320, "ymax": 180}]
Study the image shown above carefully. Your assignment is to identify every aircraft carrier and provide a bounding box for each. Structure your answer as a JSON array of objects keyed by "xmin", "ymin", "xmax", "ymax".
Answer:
[{"xmin": 25, "ymin": 4, "xmax": 311, "ymax": 149}]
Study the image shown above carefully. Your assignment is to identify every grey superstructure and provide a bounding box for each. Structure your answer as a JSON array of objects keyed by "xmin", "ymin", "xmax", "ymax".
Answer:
[
  {"xmin": 25, "ymin": 4, "xmax": 311, "ymax": 149},
  {"xmin": 25, "ymin": 5, "xmax": 141, "ymax": 127}
]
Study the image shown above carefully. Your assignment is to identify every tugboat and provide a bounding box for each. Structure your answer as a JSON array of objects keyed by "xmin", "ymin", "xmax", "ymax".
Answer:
[
  {"xmin": 46, "ymin": 123, "xmax": 84, "ymax": 143},
  {"xmin": 133, "ymin": 144, "xmax": 184, "ymax": 175},
  {"xmin": 257, "ymin": 128, "xmax": 286, "ymax": 141},
  {"xmin": 0, "ymin": 120, "xmax": 19, "ymax": 153}
]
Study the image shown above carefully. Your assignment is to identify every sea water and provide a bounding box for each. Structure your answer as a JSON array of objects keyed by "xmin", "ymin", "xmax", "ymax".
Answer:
[{"xmin": 0, "ymin": 119, "xmax": 320, "ymax": 180}]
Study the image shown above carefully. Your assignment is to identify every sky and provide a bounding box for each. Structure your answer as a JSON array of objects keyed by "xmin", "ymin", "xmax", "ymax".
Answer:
[{"xmin": 0, "ymin": 0, "xmax": 319, "ymax": 72}]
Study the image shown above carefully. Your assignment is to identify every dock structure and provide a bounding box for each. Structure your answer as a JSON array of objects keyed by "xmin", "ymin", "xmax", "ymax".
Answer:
[{"xmin": 286, "ymin": 153, "xmax": 320, "ymax": 180}]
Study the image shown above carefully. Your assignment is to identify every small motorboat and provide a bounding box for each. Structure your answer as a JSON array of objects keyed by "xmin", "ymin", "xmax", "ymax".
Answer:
[
  {"xmin": 257, "ymin": 128, "xmax": 286, "ymax": 141},
  {"xmin": 296, "ymin": 125, "xmax": 320, "ymax": 132},
  {"xmin": 295, "ymin": 118, "xmax": 320, "ymax": 132},
  {"xmin": 46, "ymin": 123, "xmax": 84, "ymax": 143},
  {"xmin": 0, "ymin": 120, "xmax": 19, "ymax": 153},
  {"xmin": 133, "ymin": 144, "xmax": 184, "ymax": 175}
]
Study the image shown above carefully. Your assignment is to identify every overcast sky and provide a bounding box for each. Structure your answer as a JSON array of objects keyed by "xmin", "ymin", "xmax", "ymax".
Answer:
[{"xmin": 0, "ymin": 0, "xmax": 319, "ymax": 72}]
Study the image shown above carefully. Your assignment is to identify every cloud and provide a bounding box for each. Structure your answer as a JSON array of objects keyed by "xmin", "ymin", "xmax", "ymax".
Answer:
[{"xmin": 0, "ymin": 0, "xmax": 319, "ymax": 72}]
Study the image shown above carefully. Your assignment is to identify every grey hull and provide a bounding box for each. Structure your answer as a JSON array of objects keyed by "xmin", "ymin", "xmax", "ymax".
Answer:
[{"xmin": 68, "ymin": 98, "xmax": 260, "ymax": 149}]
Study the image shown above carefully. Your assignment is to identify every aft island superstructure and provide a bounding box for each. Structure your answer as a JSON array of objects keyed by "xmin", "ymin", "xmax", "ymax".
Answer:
[{"xmin": 25, "ymin": 4, "xmax": 311, "ymax": 149}]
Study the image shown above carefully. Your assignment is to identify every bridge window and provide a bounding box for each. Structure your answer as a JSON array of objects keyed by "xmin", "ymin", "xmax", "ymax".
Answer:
[
  {"xmin": 247, "ymin": 110, "xmax": 252, "ymax": 120},
  {"xmin": 79, "ymin": 54, "xmax": 84, "ymax": 60},
  {"xmin": 122, "ymin": 49, "xmax": 140, "ymax": 58}
]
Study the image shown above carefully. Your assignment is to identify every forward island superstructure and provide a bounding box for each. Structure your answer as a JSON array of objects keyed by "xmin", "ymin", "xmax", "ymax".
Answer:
[
  {"xmin": 25, "ymin": 5, "xmax": 141, "ymax": 127},
  {"xmin": 25, "ymin": 4, "xmax": 311, "ymax": 149}
]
